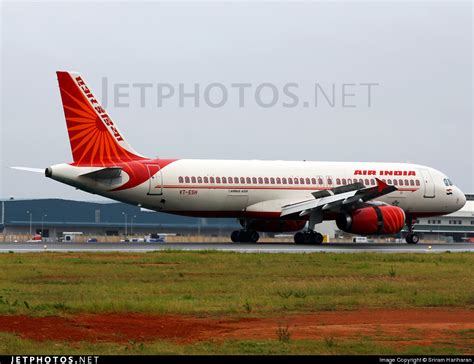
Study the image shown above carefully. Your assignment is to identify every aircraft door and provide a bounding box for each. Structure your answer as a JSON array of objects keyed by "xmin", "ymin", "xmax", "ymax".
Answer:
[
  {"xmin": 419, "ymin": 169, "xmax": 435, "ymax": 198},
  {"xmin": 147, "ymin": 165, "xmax": 162, "ymax": 195}
]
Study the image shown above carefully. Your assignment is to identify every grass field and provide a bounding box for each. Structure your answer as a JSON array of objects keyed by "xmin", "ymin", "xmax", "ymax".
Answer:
[{"xmin": 0, "ymin": 251, "xmax": 472, "ymax": 354}]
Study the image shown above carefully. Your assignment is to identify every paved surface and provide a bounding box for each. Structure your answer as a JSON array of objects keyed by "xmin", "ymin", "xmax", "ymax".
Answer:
[{"xmin": 0, "ymin": 242, "xmax": 472, "ymax": 253}]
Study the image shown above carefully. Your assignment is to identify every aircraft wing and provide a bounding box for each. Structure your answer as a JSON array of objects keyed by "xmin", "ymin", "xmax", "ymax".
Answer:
[{"xmin": 280, "ymin": 178, "xmax": 397, "ymax": 218}]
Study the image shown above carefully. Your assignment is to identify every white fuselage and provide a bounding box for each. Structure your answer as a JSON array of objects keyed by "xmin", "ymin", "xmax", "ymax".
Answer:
[{"xmin": 48, "ymin": 160, "xmax": 466, "ymax": 220}]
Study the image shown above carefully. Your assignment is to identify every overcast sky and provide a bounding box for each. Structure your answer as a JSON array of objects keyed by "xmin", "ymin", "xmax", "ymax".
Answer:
[{"xmin": 1, "ymin": 1, "xmax": 472, "ymax": 201}]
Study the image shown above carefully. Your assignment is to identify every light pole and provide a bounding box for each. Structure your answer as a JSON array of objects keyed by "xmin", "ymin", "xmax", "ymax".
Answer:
[
  {"xmin": 26, "ymin": 211, "xmax": 32, "ymax": 236},
  {"xmin": 41, "ymin": 214, "xmax": 47, "ymax": 238},
  {"xmin": 122, "ymin": 212, "xmax": 128, "ymax": 236},
  {"xmin": 130, "ymin": 215, "xmax": 137, "ymax": 236}
]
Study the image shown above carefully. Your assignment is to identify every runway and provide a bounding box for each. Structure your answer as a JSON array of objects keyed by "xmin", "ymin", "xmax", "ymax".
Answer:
[{"xmin": 0, "ymin": 242, "xmax": 473, "ymax": 253}]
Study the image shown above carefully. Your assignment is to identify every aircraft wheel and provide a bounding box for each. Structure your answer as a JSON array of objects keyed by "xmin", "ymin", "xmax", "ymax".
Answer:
[
  {"xmin": 303, "ymin": 233, "xmax": 312, "ymax": 244},
  {"xmin": 249, "ymin": 231, "xmax": 260, "ymax": 243},
  {"xmin": 313, "ymin": 232, "xmax": 324, "ymax": 245},
  {"xmin": 231, "ymin": 230, "xmax": 240, "ymax": 243},
  {"xmin": 405, "ymin": 234, "xmax": 419, "ymax": 244},
  {"xmin": 294, "ymin": 232, "xmax": 304, "ymax": 244}
]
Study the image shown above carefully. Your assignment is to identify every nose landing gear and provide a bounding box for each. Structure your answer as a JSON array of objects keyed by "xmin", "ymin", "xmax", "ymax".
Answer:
[
  {"xmin": 405, "ymin": 234, "xmax": 420, "ymax": 244},
  {"xmin": 405, "ymin": 215, "xmax": 420, "ymax": 244}
]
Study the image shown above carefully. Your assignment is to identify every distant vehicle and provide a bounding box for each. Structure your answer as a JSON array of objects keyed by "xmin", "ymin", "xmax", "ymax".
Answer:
[
  {"xmin": 26, "ymin": 234, "xmax": 42, "ymax": 243},
  {"xmin": 121, "ymin": 234, "xmax": 166, "ymax": 243},
  {"xmin": 86, "ymin": 237, "xmax": 98, "ymax": 243},
  {"xmin": 352, "ymin": 236, "xmax": 368, "ymax": 243},
  {"xmin": 145, "ymin": 236, "xmax": 166, "ymax": 243},
  {"xmin": 60, "ymin": 232, "xmax": 83, "ymax": 242}
]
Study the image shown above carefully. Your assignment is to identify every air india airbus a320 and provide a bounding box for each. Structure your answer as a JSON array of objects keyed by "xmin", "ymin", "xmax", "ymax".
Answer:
[{"xmin": 16, "ymin": 71, "xmax": 467, "ymax": 244}]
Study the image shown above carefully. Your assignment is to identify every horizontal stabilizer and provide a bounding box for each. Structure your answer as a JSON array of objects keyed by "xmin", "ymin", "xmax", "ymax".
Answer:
[
  {"xmin": 11, "ymin": 167, "xmax": 45, "ymax": 173},
  {"xmin": 80, "ymin": 167, "xmax": 122, "ymax": 179}
]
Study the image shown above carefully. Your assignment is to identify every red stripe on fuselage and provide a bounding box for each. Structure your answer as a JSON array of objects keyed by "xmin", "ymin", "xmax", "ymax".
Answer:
[{"xmin": 162, "ymin": 184, "xmax": 419, "ymax": 192}]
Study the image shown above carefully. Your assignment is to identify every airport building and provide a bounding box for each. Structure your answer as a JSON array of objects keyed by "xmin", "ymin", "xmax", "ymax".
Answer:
[
  {"xmin": 0, "ymin": 198, "xmax": 239, "ymax": 240},
  {"xmin": 0, "ymin": 195, "xmax": 473, "ymax": 242},
  {"xmin": 410, "ymin": 194, "xmax": 474, "ymax": 242}
]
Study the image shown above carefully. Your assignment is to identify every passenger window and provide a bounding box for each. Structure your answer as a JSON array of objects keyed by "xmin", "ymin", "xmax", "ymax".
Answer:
[
  {"xmin": 203, "ymin": 177, "xmax": 209, "ymax": 183},
  {"xmin": 197, "ymin": 177, "xmax": 203, "ymax": 183},
  {"xmin": 282, "ymin": 178, "xmax": 287, "ymax": 184},
  {"xmin": 185, "ymin": 176, "xmax": 190, "ymax": 183},
  {"xmin": 240, "ymin": 177, "xmax": 245, "ymax": 184},
  {"xmin": 294, "ymin": 178, "xmax": 299, "ymax": 184},
  {"xmin": 365, "ymin": 179, "xmax": 369, "ymax": 186},
  {"xmin": 210, "ymin": 177, "xmax": 214, "ymax": 183},
  {"xmin": 410, "ymin": 180, "xmax": 414, "ymax": 186},
  {"xmin": 336, "ymin": 178, "xmax": 341, "ymax": 185},
  {"xmin": 191, "ymin": 177, "xmax": 196, "ymax": 183},
  {"xmin": 416, "ymin": 180, "xmax": 420, "ymax": 186},
  {"xmin": 216, "ymin": 177, "xmax": 221, "ymax": 183},
  {"xmin": 299, "ymin": 178, "xmax": 304, "ymax": 184},
  {"xmin": 393, "ymin": 179, "xmax": 398, "ymax": 186},
  {"xmin": 270, "ymin": 177, "xmax": 275, "ymax": 184},
  {"xmin": 327, "ymin": 178, "xmax": 333, "ymax": 185},
  {"xmin": 399, "ymin": 179, "xmax": 403, "ymax": 186},
  {"xmin": 371, "ymin": 179, "xmax": 375, "ymax": 185},
  {"xmin": 264, "ymin": 177, "xmax": 269, "ymax": 184},
  {"xmin": 288, "ymin": 178, "xmax": 293, "ymax": 184},
  {"xmin": 258, "ymin": 177, "xmax": 263, "ymax": 184},
  {"xmin": 348, "ymin": 179, "xmax": 352, "ymax": 184},
  {"xmin": 178, "ymin": 176, "xmax": 184, "ymax": 183},
  {"xmin": 276, "ymin": 177, "xmax": 281, "ymax": 184},
  {"xmin": 388, "ymin": 179, "xmax": 392, "ymax": 185},
  {"xmin": 223, "ymin": 177, "xmax": 227, "ymax": 183},
  {"xmin": 342, "ymin": 178, "xmax": 347, "ymax": 185},
  {"xmin": 311, "ymin": 178, "xmax": 317, "ymax": 185},
  {"xmin": 246, "ymin": 177, "xmax": 251, "ymax": 184},
  {"xmin": 227, "ymin": 177, "xmax": 232, "ymax": 183},
  {"xmin": 404, "ymin": 179, "xmax": 409, "ymax": 186},
  {"xmin": 318, "ymin": 177, "xmax": 323, "ymax": 185},
  {"xmin": 252, "ymin": 177, "xmax": 257, "ymax": 184}
]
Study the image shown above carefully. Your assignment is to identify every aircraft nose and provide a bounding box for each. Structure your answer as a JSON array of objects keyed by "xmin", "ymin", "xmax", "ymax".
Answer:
[{"xmin": 456, "ymin": 188, "xmax": 466, "ymax": 209}]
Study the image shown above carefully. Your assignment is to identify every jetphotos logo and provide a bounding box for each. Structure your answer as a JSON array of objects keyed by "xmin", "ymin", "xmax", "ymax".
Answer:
[
  {"xmin": 75, "ymin": 76, "xmax": 124, "ymax": 142},
  {"xmin": 354, "ymin": 170, "xmax": 417, "ymax": 176},
  {"xmin": 99, "ymin": 77, "xmax": 380, "ymax": 110}
]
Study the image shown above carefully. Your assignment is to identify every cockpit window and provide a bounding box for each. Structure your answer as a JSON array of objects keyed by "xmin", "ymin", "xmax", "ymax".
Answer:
[{"xmin": 444, "ymin": 178, "xmax": 454, "ymax": 186}]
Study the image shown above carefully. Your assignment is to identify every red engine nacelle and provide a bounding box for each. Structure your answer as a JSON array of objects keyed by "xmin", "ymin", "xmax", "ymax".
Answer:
[
  {"xmin": 242, "ymin": 219, "xmax": 306, "ymax": 232},
  {"xmin": 336, "ymin": 206, "xmax": 406, "ymax": 235}
]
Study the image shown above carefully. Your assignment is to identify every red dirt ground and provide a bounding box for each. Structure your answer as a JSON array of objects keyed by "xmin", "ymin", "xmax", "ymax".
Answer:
[{"xmin": 0, "ymin": 308, "xmax": 472, "ymax": 350}]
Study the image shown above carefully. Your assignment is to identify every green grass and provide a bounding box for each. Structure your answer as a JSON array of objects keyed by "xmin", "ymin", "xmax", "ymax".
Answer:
[
  {"xmin": 0, "ymin": 251, "xmax": 472, "ymax": 316},
  {"xmin": 0, "ymin": 332, "xmax": 464, "ymax": 355}
]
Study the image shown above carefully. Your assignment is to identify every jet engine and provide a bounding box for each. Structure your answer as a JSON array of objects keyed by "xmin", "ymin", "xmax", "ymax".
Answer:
[{"xmin": 336, "ymin": 205, "xmax": 405, "ymax": 235}]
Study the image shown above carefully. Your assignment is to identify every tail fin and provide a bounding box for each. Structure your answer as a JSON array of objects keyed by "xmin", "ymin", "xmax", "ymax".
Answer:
[{"xmin": 56, "ymin": 71, "xmax": 145, "ymax": 166}]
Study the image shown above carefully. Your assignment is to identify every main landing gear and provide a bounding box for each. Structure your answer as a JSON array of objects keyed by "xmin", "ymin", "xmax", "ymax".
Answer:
[
  {"xmin": 231, "ymin": 230, "xmax": 260, "ymax": 243},
  {"xmin": 294, "ymin": 231, "xmax": 324, "ymax": 245},
  {"xmin": 405, "ymin": 215, "xmax": 420, "ymax": 244}
]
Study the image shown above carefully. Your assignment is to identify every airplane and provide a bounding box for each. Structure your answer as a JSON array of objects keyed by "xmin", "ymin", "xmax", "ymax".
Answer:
[{"xmin": 14, "ymin": 71, "xmax": 467, "ymax": 244}]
